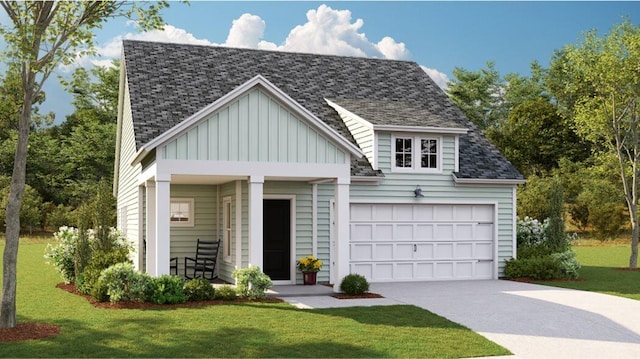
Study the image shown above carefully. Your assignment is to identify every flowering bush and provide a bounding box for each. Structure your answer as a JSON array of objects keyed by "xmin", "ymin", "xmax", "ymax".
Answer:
[
  {"xmin": 44, "ymin": 226, "xmax": 79, "ymax": 283},
  {"xmin": 233, "ymin": 266, "xmax": 272, "ymax": 299},
  {"xmin": 296, "ymin": 255, "xmax": 322, "ymax": 272}
]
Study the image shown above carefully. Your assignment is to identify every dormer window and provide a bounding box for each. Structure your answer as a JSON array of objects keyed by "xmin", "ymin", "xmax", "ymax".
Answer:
[{"xmin": 392, "ymin": 134, "xmax": 442, "ymax": 173}]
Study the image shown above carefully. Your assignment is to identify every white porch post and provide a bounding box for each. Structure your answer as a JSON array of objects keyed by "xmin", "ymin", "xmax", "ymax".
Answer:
[
  {"xmin": 333, "ymin": 177, "xmax": 350, "ymax": 293},
  {"xmin": 155, "ymin": 178, "xmax": 171, "ymax": 276},
  {"xmin": 145, "ymin": 181, "xmax": 157, "ymax": 276},
  {"xmin": 248, "ymin": 176, "xmax": 264, "ymax": 269}
]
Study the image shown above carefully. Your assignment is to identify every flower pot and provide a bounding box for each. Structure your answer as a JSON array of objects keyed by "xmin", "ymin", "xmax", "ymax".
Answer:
[{"xmin": 302, "ymin": 271, "xmax": 317, "ymax": 285}]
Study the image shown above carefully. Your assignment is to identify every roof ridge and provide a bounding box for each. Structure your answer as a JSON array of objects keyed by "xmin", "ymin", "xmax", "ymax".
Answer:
[{"xmin": 122, "ymin": 39, "xmax": 418, "ymax": 65}]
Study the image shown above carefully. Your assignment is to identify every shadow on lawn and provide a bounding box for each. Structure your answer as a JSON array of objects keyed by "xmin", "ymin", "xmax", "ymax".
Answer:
[
  {"xmin": 539, "ymin": 265, "xmax": 640, "ymax": 298},
  {"xmin": 0, "ymin": 314, "xmax": 384, "ymax": 358}
]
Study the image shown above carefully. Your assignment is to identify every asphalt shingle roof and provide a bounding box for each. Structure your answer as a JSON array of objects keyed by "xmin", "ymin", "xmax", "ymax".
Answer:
[{"xmin": 123, "ymin": 40, "xmax": 522, "ymax": 181}]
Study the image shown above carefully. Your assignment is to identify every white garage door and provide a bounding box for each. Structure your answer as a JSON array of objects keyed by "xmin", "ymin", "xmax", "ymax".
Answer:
[{"xmin": 350, "ymin": 203, "xmax": 495, "ymax": 282}]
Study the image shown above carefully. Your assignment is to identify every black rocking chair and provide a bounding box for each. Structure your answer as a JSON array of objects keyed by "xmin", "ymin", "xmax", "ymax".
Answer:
[{"xmin": 184, "ymin": 239, "xmax": 221, "ymax": 282}]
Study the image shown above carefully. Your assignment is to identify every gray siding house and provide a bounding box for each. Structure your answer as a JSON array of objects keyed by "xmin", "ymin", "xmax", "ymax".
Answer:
[{"xmin": 114, "ymin": 40, "xmax": 524, "ymax": 288}]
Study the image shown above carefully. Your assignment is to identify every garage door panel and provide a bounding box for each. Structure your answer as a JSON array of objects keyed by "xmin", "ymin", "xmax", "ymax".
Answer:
[
  {"xmin": 435, "ymin": 243, "xmax": 454, "ymax": 259},
  {"xmin": 476, "ymin": 223, "xmax": 493, "ymax": 240},
  {"xmin": 351, "ymin": 244, "xmax": 372, "ymax": 260},
  {"xmin": 350, "ymin": 204, "xmax": 495, "ymax": 282},
  {"xmin": 435, "ymin": 224, "xmax": 454, "ymax": 240},
  {"xmin": 374, "ymin": 224, "xmax": 393, "ymax": 241},
  {"xmin": 415, "ymin": 243, "xmax": 434, "ymax": 259},
  {"xmin": 396, "ymin": 224, "xmax": 414, "ymax": 240},
  {"xmin": 415, "ymin": 224, "xmax": 434, "ymax": 240},
  {"xmin": 351, "ymin": 224, "xmax": 373, "ymax": 241},
  {"xmin": 455, "ymin": 243, "xmax": 473, "ymax": 259},
  {"xmin": 394, "ymin": 244, "xmax": 413, "ymax": 259},
  {"xmin": 375, "ymin": 244, "xmax": 394, "ymax": 260}
]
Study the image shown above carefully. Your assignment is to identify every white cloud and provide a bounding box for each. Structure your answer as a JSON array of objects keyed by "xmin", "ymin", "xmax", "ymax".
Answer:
[
  {"xmin": 66, "ymin": 4, "xmax": 449, "ymax": 91},
  {"xmin": 421, "ymin": 65, "xmax": 450, "ymax": 90}
]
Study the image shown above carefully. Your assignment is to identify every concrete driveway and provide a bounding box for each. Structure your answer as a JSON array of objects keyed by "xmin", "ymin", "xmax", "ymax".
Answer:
[{"xmin": 370, "ymin": 280, "xmax": 640, "ymax": 358}]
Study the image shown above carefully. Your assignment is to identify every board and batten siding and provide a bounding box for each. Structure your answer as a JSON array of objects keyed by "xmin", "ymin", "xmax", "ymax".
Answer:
[
  {"xmin": 350, "ymin": 132, "xmax": 516, "ymax": 275},
  {"xmin": 116, "ymin": 81, "xmax": 143, "ymax": 266},
  {"xmin": 161, "ymin": 88, "xmax": 347, "ymax": 165},
  {"xmin": 169, "ymin": 185, "xmax": 218, "ymax": 277}
]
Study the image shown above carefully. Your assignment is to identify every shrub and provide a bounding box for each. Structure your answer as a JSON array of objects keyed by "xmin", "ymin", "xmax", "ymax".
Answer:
[
  {"xmin": 45, "ymin": 226, "xmax": 80, "ymax": 283},
  {"xmin": 214, "ymin": 285, "xmax": 238, "ymax": 301},
  {"xmin": 504, "ymin": 256, "xmax": 563, "ymax": 280},
  {"xmin": 340, "ymin": 274, "xmax": 370, "ymax": 295},
  {"xmin": 95, "ymin": 263, "xmax": 152, "ymax": 303},
  {"xmin": 233, "ymin": 266, "xmax": 272, "ymax": 299},
  {"xmin": 588, "ymin": 203, "xmax": 627, "ymax": 240},
  {"xmin": 79, "ymin": 246, "xmax": 131, "ymax": 295},
  {"xmin": 184, "ymin": 278, "xmax": 216, "ymax": 302},
  {"xmin": 149, "ymin": 275, "xmax": 187, "ymax": 304},
  {"xmin": 551, "ymin": 250, "xmax": 581, "ymax": 279}
]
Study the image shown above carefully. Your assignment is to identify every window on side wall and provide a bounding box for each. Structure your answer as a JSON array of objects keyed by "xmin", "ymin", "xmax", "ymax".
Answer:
[
  {"xmin": 391, "ymin": 134, "xmax": 441, "ymax": 173},
  {"xmin": 170, "ymin": 198, "xmax": 194, "ymax": 227}
]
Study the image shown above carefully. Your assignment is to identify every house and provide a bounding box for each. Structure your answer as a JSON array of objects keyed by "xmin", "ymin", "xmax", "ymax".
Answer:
[{"xmin": 114, "ymin": 40, "xmax": 524, "ymax": 288}]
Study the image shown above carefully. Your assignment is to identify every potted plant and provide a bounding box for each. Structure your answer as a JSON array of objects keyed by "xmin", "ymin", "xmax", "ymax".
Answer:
[{"xmin": 296, "ymin": 255, "xmax": 322, "ymax": 285}]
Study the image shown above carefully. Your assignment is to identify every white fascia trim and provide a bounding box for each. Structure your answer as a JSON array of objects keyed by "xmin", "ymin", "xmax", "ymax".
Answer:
[
  {"xmin": 512, "ymin": 186, "xmax": 518, "ymax": 260},
  {"xmin": 325, "ymin": 99, "xmax": 375, "ymax": 130},
  {"xmin": 374, "ymin": 125, "xmax": 468, "ymax": 134},
  {"xmin": 454, "ymin": 135, "xmax": 460, "ymax": 173},
  {"xmin": 158, "ymin": 160, "xmax": 350, "ymax": 179},
  {"xmin": 452, "ymin": 174, "xmax": 526, "ymax": 185},
  {"xmin": 113, "ymin": 54, "xmax": 127, "ymax": 196},
  {"xmin": 350, "ymin": 176, "xmax": 384, "ymax": 183},
  {"xmin": 350, "ymin": 198, "xmax": 499, "ymax": 205},
  {"xmin": 132, "ymin": 75, "xmax": 362, "ymax": 166}
]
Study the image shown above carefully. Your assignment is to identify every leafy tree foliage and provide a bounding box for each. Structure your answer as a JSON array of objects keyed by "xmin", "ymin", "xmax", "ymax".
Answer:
[
  {"xmin": 552, "ymin": 21, "xmax": 640, "ymax": 268},
  {"xmin": 0, "ymin": 0, "xmax": 169, "ymax": 329}
]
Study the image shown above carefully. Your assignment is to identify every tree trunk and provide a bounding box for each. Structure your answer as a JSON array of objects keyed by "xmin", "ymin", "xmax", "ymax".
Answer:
[
  {"xmin": 630, "ymin": 203, "xmax": 639, "ymax": 269},
  {"xmin": 0, "ymin": 86, "xmax": 33, "ymax": 329}
]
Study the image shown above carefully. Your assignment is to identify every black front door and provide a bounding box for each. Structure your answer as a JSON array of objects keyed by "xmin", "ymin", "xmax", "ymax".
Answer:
[{"xmin": 263, "ymin": 199, "xmax": 291, "ymax": 280}]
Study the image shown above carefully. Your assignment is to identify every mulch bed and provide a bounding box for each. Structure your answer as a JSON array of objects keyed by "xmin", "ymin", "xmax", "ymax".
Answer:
[
  {"xmin": 331, "ymin": 292, "xmax": 384, "ymax": 299},
  {"xmin": 56, "ymin": 283, "xmax": 282, "ymax": 309},
  {"xmin": 616, "ymin": 267, "xmax": 640, "ymax": 272},
  {"xmin": 0, "ymin": 322, "xmax": 60, "ymax": 343}
]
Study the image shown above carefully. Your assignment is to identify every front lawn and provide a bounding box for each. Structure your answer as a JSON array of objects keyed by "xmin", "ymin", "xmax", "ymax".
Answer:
[
  {"xmin": 538, "ymin": 243, "xmax": 640, "ymax": 300},
  {"xmin": 0, "ymin": 238, "xmax": 509, "ymax": 358}
]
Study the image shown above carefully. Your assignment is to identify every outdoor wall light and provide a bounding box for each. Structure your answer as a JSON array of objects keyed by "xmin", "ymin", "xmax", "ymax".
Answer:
[{"xmin": 414, "ymin": 185, "xmax": 424, "ymax": 198}]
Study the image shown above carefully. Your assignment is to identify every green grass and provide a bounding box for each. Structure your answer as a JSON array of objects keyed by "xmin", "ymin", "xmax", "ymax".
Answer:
[
  {"xmin": 0, "ymin": 238, "xmax": 509, "ymax": 358},
  {"xmin": 538, "ymin": 243, "xmax": 640, "ymax": 300}
]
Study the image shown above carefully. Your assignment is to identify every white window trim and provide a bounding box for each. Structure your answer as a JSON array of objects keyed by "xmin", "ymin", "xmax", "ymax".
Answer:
[
  {"xmin": 391, "ymin": 134, "xmax": 443, "ymax": 173},
  {"xmin": 222, "ymin": 196, "xmax": 232, "ymax": 263},
  {"xmin": 170, "ymin": 197, "xmax": 194, "ymax": 227}
]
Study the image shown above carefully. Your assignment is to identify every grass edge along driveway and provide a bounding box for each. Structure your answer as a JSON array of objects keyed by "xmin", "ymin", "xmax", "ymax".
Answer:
[{"xmin": 0, "ymin": 239, "xmax": 510, "ymax": 358}]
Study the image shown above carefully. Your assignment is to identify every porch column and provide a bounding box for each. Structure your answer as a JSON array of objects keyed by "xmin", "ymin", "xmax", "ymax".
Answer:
[
  {"xmin": 333, "ymin": 177, "xmax": 350, "ymax": 293},
  {"xmin": 154, "ymin": 178, "xmax": 171, "ymax": 276},
  {"xmin": 145, "ymin": 181, "xmax": 157, "ymax": 275},
  {"xmin": 248, "ymin": 176, "xmax": 264, "ymax": 269}
]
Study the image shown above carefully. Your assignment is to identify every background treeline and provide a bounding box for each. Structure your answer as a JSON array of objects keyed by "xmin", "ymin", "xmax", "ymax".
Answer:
[
  {"xmin": 447, "ymin": 21, "xmax": 639, "ymax": 240},
  {"xmin": 0, "ymin": 62, "xmax": 119, "ymax": 233}
]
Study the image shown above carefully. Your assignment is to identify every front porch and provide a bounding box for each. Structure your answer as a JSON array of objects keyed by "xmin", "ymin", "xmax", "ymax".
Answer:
[{"xmin": 138, "ymin": 173, "xmax": 351, "ymax": 290}]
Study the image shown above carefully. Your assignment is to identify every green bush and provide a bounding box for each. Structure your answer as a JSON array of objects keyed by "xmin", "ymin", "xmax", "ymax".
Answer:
[
  {"xmin": 340, "ymin": 274, "xmax": 370, "ymax": 295},
  {"xmin": 504, "ymin": 256, "xmax": 563, "ymax": 280},
  {"xmin": 79, "ymin": 247, "xmax": 131, "ymax": 295},
  {"xmin": 95, "ymin": 263, "xmax": 152, "ymax": 303},
  {"xmin": 149, "ymin": 275, "xmax": 187, "ymax": 304},
  {"xmin": 233, "ymin": 266, "xmax": 272, "ymax": 299},
  {"xmin": 184, "ymin": 278, "xmax": 216, "ymax": 302},
  {"xmin": 213, "ymin": 285, "xmax": 238, "ymax": 301},
  {"xmin": 551, "ymin": 250, "xmax": 581, "ymax": 279},
  {"xmin": 588, "ymin": 203, "xmax": 627, "ymax": 240}
]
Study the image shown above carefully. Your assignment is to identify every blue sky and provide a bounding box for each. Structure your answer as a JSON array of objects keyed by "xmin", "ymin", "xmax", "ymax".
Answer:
[{"xmin": 38, "ymin": 1, "xmax": 640, "ymax": 122}]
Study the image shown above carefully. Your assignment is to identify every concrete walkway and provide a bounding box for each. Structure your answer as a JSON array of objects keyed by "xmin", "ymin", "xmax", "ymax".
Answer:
[{"xmin": 277, "ymin": 280, "xmax": 640, "ymax": 358}]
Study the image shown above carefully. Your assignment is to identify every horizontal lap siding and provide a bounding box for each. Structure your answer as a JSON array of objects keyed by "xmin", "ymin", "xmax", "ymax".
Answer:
[
  {"xmin": 162, "ymin": 89, "xmax": 346, "ymax": 164},
  {"xmin": 117, "ymin": 82, "xmax": 142, "ymax": 264},
  {"xmin": 317, "ymin": 185, "xmax": 335, "ymax": 283},
  {"xmin": 351, "ymin": 132, "xmax": 516, "ymax": 276},
  {"xmin": 169, "ymin": 185, "xmax": 218, "ymax": 278}
]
